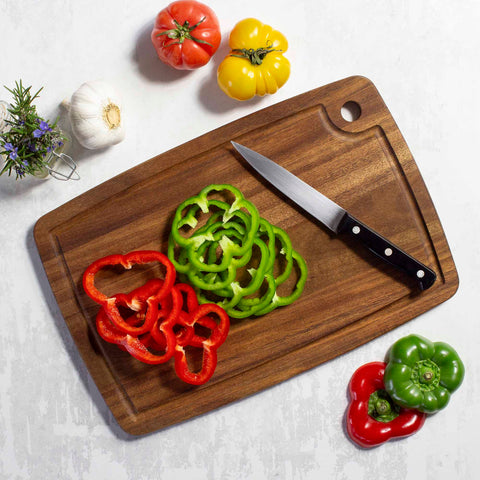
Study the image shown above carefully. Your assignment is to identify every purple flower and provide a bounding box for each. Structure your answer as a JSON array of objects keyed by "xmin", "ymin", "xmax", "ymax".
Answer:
[
  {"xmin": 33, "ymin": 120, "xmax": 52, "ymax": 138},
  {"xmin": 14, "ymin": 166, "xmax": 25, "ymax": 178},
  {"xmin": 39, "ymin": 120, "xmax": 51, "ymax": 132},
  {"xmin": 9, "ymin": 147, "xmax": 18, "ymax": 160},
  {"xmin": 3, "ymin": 142, "xmax": 18, "ymax": 159}
]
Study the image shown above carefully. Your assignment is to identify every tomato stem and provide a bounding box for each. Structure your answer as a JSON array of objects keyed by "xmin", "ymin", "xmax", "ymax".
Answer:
[
  {"xmin": 230, "ymin": 42, "xmax": 282, "ymax": 65},
  {"xmin": 156, "ymin": 16, "xmax": 213, "ymax": 47}
]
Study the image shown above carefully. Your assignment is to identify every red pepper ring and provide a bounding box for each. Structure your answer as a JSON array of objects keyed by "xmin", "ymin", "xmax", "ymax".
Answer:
[
  {"xmin": 95, "ymin": 279, "xmax": 164, "ymax": 344},
  {"xmin": 150, "ymin": 285, "xmax": 182, "ymax": 345},
  {"xmin": 96, "ymin": 305, "xmax": 182, "ymax": 364},
  {"xmin": 172, "ymin": 311, "xmax": 196, "ymax": 345},
  {"xmin": 82, "ymin": 250, "xmax": 176, "ymax": 305},
  {"xmin": 83, "ymin": 251, "xmax": 176, "ymax": 335},
  {"xmin": 176, "ymin": 304, "xmax": 229, "ymax": 348},
  {"xmin": 188, "ymin": 315, "xmax": 218, "ymax": 348},
  {"xmin": 150, "ymin": 283, "xmax": 200, "ymax": 348},
  {"xmin": 108, "ymin": 280, "xmax": 167, "ymax": 351},
  {"xmin": 139, "ymin": 332, "xmax": 166, "ymax": 351},
  {"xmin": 175, "ymin": 282, "xmax": 199, "ymax": 313},
  {"xmin": 346, "ymin": 362, "xmax": 426, "ymax": 448},
  {"xmin": 96, "ymin": 305, "xmax": 177, "ymax": 365},
  {"xmin": 195, "ymin": 303, "xmax": 230, "ymax": 348},
  {"xmin": 174, "ymin": 344, "xmax": 218, "ymax": 386},
  {"xmin": 155, "ymin": 283, "xmax": 198, "ymax": 325},
  {"xmin": 173, "ymin": 303, "xmax": 230, "ymax": 385},
  {"xmin": 122, "ymin": 330, "xmax": 177, "ymax": 365},
  {"xmin": 156, "ymin": 314, "xmax": 220, "ymax": 350},
  {"xmin": 111, "ymin": 278, "xmax": 164, "ymax": 328},
  {"xmin": 96, "ymin": 306, "xmax": 129, "ymax": 345},
  {"xmin": 103, "ymin": 290, "xmax": 160, "ymax": 336}
]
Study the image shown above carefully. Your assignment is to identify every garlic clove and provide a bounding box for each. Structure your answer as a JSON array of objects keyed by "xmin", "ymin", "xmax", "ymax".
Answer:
[{"xmin": 66, "ymin": 80, "xmax": 125, "ymax": 150}]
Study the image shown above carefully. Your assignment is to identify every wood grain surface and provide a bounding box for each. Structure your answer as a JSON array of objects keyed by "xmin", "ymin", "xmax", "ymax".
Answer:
[{"xmin": 34, "ymin": 76, "xmax": 458, "ymax": 436}]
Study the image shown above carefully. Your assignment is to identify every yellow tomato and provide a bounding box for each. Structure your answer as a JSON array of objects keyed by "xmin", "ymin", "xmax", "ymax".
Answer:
[{"xmin": 217, "ymin": 18, "xmax": 290, "ymax": 101}]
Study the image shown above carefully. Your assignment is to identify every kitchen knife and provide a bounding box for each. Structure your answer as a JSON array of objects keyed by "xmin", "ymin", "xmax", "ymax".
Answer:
[{"xmin": 231, "ymin": 141, "xmax": 436, "ymax": 291}]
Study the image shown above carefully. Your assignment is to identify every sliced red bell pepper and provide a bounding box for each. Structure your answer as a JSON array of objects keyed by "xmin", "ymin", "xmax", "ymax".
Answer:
[
  {"xmin": 122, "ymin": 331, "xmax": 177, "ymax": 365},
  {"xmin": 174, "ymin": 303, "xmax": 230, "ymax": 385},
  {"xmin": 137, "ymin": 331, "xmax": 168, "ymax": 352},
  {"xmin": 95, "ymin": 279, "xmax": 163, "ymax": 343},
  {"xmin": 346, "ymin": 362, "xmax": 426, "ymax": 448},
  {"xmin": 83, "ymin": 251, "xmax": 176, "ymax": 335},
  {"xmin": 149, "ymin": 284, "xmax": 182, "ymax": 345},
  {"xmin": 85, "ymin": 250, "xmax": 231, "ymax": 384},
  {"xmin": 96, "ymin": 304, "xmax": 177, "ymax": 365},
  {"xmin": 175, "ymin": 282, "xmax": 199, "ymax": 314},
  {"xmin": 83, "ymin": 250, "xmax": 175, "ymax": 304},
  {"xmin": 94, "ymin": 277, "xmax": 178, "ymax": 364}
]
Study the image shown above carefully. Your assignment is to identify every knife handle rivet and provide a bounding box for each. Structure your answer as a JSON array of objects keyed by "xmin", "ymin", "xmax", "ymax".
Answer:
[
  {"xmin": 352, "ymin": 226, "xmax": 361, "ymax": 234},
  {"xmin": 417, "ymin": 270, "xmax": 425, "ymax": 278},
  {"xmin": 385, "ymin": 248, "xmax": 393, "ymax": 256}
]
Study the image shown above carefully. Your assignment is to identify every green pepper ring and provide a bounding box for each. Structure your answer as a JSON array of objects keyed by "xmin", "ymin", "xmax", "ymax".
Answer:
[
  {"xmin": 257, "ymin": 224, "xmax": 294, "ymax": 287},
  {"xmin": 167, "ymin": 184, "xmax": 308, "ymax": 318},
  {"xmin": 218, "ymin": 273, "xmax": 277, "ymax": 319},
  {"xmin": 254, "ymin": 250, "xmax": 308, "ymax": 315},
  {"xmin": 183, "ymin": 227, "xmax": 252, "ymax": 291},
  {"xmin": 176, "ymin": 215, "xmax": 254, "ymax": 291},
  {"xmin": 170, "ymin": 184, "xmax": 260, "ymax": 272},
  {"xmin": 167, "ymin": 201, "xmax": 251, "ymax": 275},
  {"xmin": 207, "ymin": 218, "xmax": 275, "ymax": 297},
  {"xmin": 195, "ymin": 233, "xmax": 272, "ymax": 311}
]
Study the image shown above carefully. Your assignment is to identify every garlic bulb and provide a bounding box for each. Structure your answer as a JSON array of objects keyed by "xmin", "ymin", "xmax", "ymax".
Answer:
[
  {"xmin": 64, "ymin": 81, "xmax": 125, "ymax": 150},
  {"xmin": 0, "ymin": 100, "xmax": 12, "ymax": 134}
]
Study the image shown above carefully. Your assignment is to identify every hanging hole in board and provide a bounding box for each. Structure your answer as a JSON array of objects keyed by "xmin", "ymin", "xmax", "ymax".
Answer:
[{"xmin": 341, "ymin": 101, "xmax": 361, "ymax": 122}]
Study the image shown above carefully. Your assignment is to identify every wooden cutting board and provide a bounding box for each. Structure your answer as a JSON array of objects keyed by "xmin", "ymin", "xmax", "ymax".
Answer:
[{"xmin": 34, "ymin": 76, "xmax": 458, "ymax": 436}]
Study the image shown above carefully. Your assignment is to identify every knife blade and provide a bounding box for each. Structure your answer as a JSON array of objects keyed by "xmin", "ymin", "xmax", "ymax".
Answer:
[{"xmin": 231, "ymin": 141, "xmax": 436, "ymax": 290}]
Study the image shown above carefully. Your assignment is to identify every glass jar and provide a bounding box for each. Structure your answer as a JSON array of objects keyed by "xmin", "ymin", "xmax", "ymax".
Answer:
[
  {"xmin": 0, "ymin": 100, "xmax": 11, "ymax": 134},
  {"xmin": 33, "ymin": 131, "xmax": 79, "ymax": 181}
]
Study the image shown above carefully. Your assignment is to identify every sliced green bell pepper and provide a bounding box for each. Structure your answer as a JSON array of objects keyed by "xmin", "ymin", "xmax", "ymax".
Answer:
[
  {"xmin": 384, "ymin": 334, "xmax": 465, "ymax": 413},
  {"xmin": 254, "ymin": 250, "xmax": 307, "ymax": 315},
  {"xmin": 170, "ymin": 184, "xmax": 260, "ymax": 273},
  {"xmin": 167, "ymin": 184, "xmax": 307, "ymax": 318}
]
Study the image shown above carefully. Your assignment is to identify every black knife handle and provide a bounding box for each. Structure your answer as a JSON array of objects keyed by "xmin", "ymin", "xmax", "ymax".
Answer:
[{"xmin": 337, "ymin": 212, "xmax": 436, "ymax": 290}]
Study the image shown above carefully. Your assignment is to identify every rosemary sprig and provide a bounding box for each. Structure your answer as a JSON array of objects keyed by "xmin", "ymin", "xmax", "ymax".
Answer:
[{"xmin": 0, "ymin": 80, "xmax": 66, "ymax": 180}]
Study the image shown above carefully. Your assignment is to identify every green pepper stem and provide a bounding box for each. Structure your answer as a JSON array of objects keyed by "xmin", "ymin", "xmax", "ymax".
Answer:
[
  {"xmin": 423, "ymin": 371, "xmax": 434, "ymax": 381},
  {"xmin": 368, "ymin": 389, "xmax": 401, "ymax": 423},
  {"xmin": 411, "ymin": 359, "xmax": 440, "ymax": 390},
  {"xmin": 375, "ymin": 399, "xmax": 391, "ymax": 415}
]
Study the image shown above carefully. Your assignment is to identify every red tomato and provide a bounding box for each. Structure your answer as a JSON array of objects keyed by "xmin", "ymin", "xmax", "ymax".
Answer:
[{"xmin": 151, "ymin": 1, "xmax": 221, "ymax": 70}]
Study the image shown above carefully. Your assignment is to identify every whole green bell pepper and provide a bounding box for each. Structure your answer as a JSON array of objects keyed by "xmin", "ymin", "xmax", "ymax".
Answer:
[{"xmin": 384, "ymin": 334, "xmax": 465, "ymax": 413}]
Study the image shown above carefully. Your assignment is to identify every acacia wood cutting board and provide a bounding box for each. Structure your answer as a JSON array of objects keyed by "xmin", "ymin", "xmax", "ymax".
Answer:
[{"xmin": 34, "ymin": 76, "xmax": 458, "ymax": 436}]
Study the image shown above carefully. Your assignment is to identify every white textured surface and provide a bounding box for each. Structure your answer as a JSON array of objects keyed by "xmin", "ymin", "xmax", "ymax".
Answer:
[{"xmin": 1, "ymin": 1, "xmax": 479, "ymax": 478}]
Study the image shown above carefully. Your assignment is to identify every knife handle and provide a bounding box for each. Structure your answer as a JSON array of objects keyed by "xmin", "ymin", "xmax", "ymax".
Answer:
[{"xmin": 337, "ymin": 213, "xmax": 436, "ymax": 290}]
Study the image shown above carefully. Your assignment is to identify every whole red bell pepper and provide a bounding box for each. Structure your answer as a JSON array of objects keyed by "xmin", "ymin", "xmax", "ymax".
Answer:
[{"xmin": 346, "ymin": 362, "xmax": 426, "ymax": 448}]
